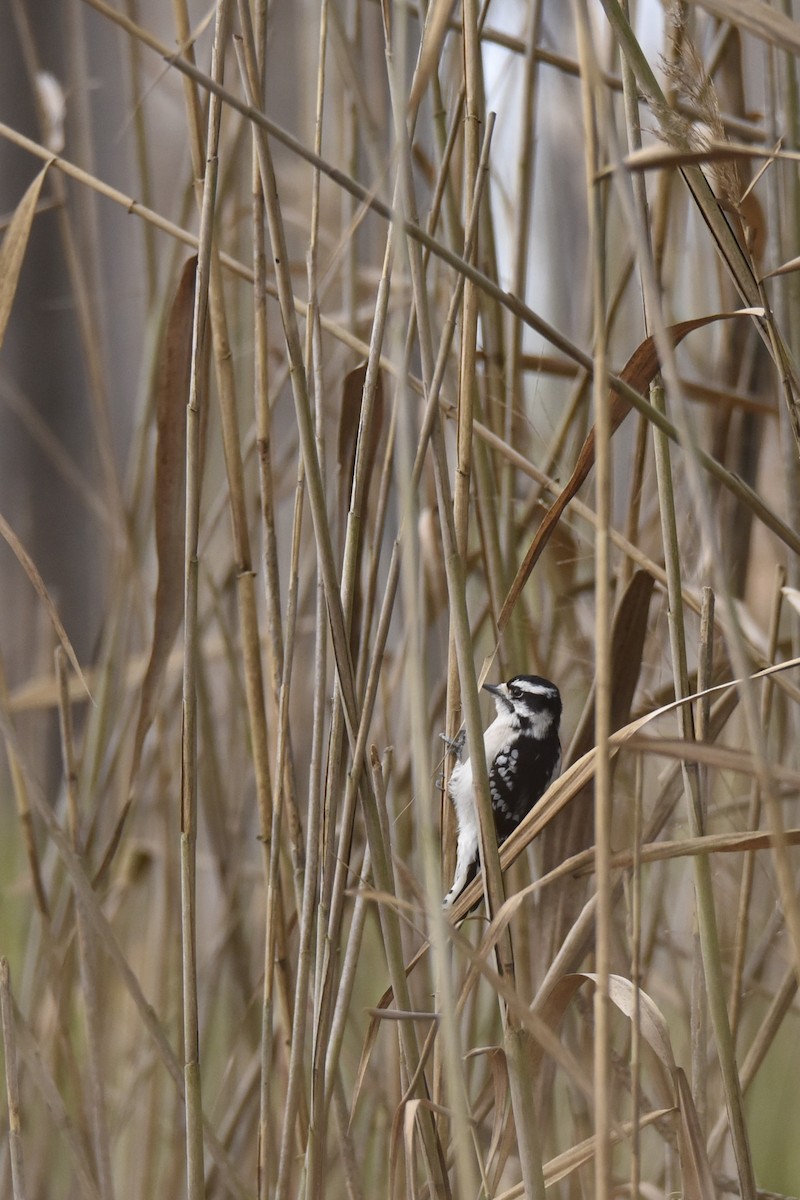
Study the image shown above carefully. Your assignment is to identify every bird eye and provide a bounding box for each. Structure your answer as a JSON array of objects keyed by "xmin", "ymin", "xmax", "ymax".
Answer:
[{"xmin": 509, "ymin": 686, "xmax": 521, "ymax": 698}]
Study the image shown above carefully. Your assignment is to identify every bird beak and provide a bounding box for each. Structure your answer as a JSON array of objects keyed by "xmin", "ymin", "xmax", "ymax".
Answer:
[{"xmin": 482, "ymin": 682, "xmax": 514, "ymax": 713}]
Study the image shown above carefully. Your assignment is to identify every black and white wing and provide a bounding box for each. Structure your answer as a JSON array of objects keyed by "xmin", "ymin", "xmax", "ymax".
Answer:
[{"xmin": 487, "ymin": 735, "xmax": 561, "ymax": 843}]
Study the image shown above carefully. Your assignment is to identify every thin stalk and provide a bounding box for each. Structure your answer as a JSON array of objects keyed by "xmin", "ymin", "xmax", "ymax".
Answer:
[
  {"xmin": 270, "ymin": 457, "xmax": 308, "ymax": 1198},
  {"xmin": 573, "ymin": 6, "xmax": 612, "ymax": 1197},
  {"xmin": 651, "ymin": 375, "xmax": 754, "ymax": 1197},
  {"xmin": 238, "ymin": 18, "xmax": 449, "ymax": 1197},
  {"xmin": 453, "ymin": 0, "xmax": 482, "ymax": 563},
  {"xmin": 0, "ymin": 959, "xmax": 27, "ymax": 1200},
  {"xmin": 691, "ymin": 587, "xmax": 715, "ymax": 1138},
  {"xmin": 502, "ymin": 0, "xmax": 543, "ymax": 563},
  {"xmin": 729, "ymin": 568, "xmax": 786, "ymax": 1036},
  {"xmin": 55, "ymin": 648, "xmax": 115, "ymax": 1200},
  {"xmin": 709, "ymin": 962, "xmax": 798, "ymax": 1158},
  {"xmin": 179, "ymin": 6, "xmax": 235, "ymax": 1198},
  {"xmin": 629, "ymin": 754, "xmax": 643, "ymax": 1198}
]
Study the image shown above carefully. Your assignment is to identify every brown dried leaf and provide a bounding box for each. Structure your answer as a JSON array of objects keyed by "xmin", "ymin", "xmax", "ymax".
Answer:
[
  {"xmin": 131, "ymin": 256, "xmax": 197, "ymax": 774},
  {"xmin": 540, "ymin": 569, "xmax": 654, "ymax": 953},
  {"xmin": 338, "ymin": 361, "xmax": 367, "ymax": 540},
  {"xmin": 337, "ymin": 361, "xmax": 385, "ymax": 540},
  {"xmin": 93, "ymin": 258, "xmax": 197, "ymax": 885},
  {"xmin": 566, "ymin": 568, "xmax": 655, "ymax": 767}
]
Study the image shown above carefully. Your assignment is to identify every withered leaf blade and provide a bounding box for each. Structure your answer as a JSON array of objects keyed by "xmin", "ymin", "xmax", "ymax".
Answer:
[
  {"xmin": 498, "ymin": 310, "xmax": 759, "ymax": 633},
  {"xmin": 532, "ymin": 972, "xmax": 676, "ymax": 1089},
  {"xmin": 338, "ymin": 361, "xmax": 368, "ymax": 543},
  {"xmin": 132, "ymin": 255, "xmax": 197, "ymax": 777},
  {"xmin": 94, "ymin": 258, "xmax": 198, "ymax": 885},
  {"xmin": 566, "ymin": 568, "xmax": 655, "ymax": 768},
  {"xmin": 0, "ymin": 164, "xmax": 50, "ymax": 352},
  {"xmin": 337, "ymin": 361, "xmax": 385, "ymax": 649},
  {"xmin": 540, "ymin": 568, "xmax": 654, "ymax": 950},
  {"xmin": 337, "ymin": 363, "xmax": 385, "ymax": 535},
  {"xmin": 619, "ymin": 139, "xmax": 786, "ymax": 174}
]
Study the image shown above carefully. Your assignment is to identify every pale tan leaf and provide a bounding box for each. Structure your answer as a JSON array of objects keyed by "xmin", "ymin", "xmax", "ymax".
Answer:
[
  {"xmin": 761, "ymin": 254, "xmax": 800, "ymax": 280},
  {"xmin": 532, "ymin": 972, "xmax": 676, "ymax": 1096},
  {"xmin": 0, "ymin": 165, "xmax": 50, "ymax": 352},
  {"xmin": 531, "ymin": 1109, "xmax": 674, "ymax": 1192},
  {"xmin": 618, "ymin": 139, "xmax": 798, "ymax": 175},
  {"xmin": 627, "ymin": 734, "xmax": 800, "ymax": 786}
]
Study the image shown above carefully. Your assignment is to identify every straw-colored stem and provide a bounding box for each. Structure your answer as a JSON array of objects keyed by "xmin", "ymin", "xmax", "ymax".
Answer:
[
  {"xmin": 574, "ymin": 7, "xmax": 612, "ymax": 1196},
  {"xmin": 0, "ymin": 958, "xmax": 27, "ymax": 1200},
  {"xmin": 55, "ymin": 649, "xmax": 115, "ymax": 1200},
  {"xmin": 650, "ymin": 381, "xmax": 754, "ymax": 1195},
  {"xmin": 178, "ymin": 5, "xmax": 234, "ymax": 1197},
  {"xmin": 729, "ymin": 568, "xmax": 785, "ymax": 1036}
]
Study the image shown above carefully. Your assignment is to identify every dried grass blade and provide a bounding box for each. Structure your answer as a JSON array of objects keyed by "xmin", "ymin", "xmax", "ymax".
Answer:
[
  {"xmin": 619, "ymin": 139, "xmax": 790, "ymax": 173},
  {"xmin": 539, "ymin": 1109, "xmax": 674, "ymax": 1190},
  {"xmin": 0, "ymin": 163, "xmax": 49, "ymax": 350},
  {"xmin": 626, "ymin": 734, "xmax": 800, "ymax": 784},
  {"xmin": 533, "ymin": 973, "xmax": 676, "ymax": 1088},
  {"xmin": 566, "ymin": 568, "xmax": 654, "ymax": 765},
  {"xmin": 132, "ymin": 255, "xmax": 197, "ymax": 776},
  {"xmin": 463, "ymin": 1046, "xmax": 508, "ymax": 1189},
  {"xmin": 0, "ymin": 958, "xmax": 27, "ymax": 1200}
]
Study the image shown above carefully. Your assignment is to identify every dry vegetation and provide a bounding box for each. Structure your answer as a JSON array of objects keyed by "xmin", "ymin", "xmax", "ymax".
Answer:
[{"xmin": 2, "ymin": 0, "xmax": 800, "ymax": 1197}]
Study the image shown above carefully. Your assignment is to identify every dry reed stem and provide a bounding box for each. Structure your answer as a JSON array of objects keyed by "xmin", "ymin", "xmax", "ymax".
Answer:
[{"xmin": 0, "ymin": 959, "xmax": 27, "ymax": 1200}]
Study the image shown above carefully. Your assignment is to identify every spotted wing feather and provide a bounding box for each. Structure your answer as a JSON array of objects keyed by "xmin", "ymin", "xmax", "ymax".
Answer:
[{"xmin": 488, "ymin": 734, "xmax": 561, "ymax": 843}]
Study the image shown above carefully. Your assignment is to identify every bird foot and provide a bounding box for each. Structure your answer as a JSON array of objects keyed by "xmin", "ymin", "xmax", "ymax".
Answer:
[{"xmin": 440, "ymin": 729, "xmax": 466, "ymax": 762}]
